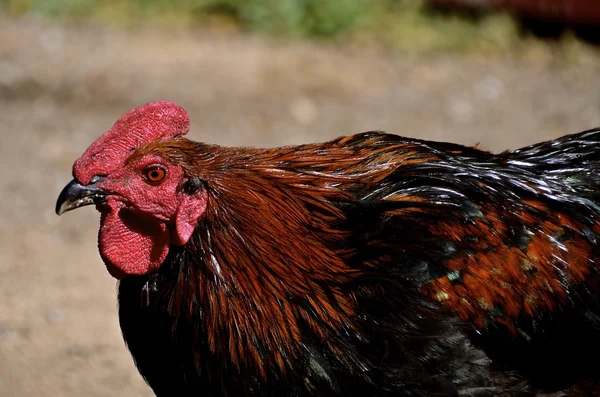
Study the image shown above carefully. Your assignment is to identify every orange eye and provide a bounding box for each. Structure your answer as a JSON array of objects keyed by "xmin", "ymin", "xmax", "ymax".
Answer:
[{"xmin": 143, "ymin": 166, "xmax": 166, "ymax": 184}]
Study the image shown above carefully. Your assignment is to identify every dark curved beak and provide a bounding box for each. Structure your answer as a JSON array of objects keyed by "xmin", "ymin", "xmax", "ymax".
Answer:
[{"xmin": 55, "ymin": 179, "xmax": 110, "ymax": 216}]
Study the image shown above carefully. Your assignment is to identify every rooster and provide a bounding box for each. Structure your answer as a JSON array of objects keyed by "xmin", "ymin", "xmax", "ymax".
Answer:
[{"xmin": 56, "ymin": 101, "xmax": 600, "ymax": 396}]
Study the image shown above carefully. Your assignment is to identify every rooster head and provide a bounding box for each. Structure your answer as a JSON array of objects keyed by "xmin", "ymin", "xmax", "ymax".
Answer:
[{"xmin": 55, "ymin": 101, "xmax": 208, "ymax": 279}]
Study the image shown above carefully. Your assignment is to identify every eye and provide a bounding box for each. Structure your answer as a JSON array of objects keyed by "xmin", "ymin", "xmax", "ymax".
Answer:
[{"xmin": 143, "ymin": 165, "xmax": 167, "ymax": 184}]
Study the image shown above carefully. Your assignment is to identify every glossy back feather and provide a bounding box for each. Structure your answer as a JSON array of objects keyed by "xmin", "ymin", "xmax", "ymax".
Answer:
[{"xmin": 117, "ymin": 128, "xmax": 600, "ymax": 396}]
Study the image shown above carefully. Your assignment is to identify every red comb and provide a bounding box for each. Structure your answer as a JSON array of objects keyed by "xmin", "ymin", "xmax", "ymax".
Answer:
[{"xmin": 73, "ymin": 100, "xmax": 190, "ymax": 184}]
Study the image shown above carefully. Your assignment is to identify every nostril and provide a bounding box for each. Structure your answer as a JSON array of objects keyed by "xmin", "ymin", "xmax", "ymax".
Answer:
[{"xmin": 90, "ymin": 175, "xmax": 107, "ymax": 184}]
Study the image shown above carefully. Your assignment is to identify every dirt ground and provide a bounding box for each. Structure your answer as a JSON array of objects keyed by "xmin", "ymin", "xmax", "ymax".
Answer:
[{"xmin": 1, "ymin": 14, "xmax": 600, "ymax": 397}]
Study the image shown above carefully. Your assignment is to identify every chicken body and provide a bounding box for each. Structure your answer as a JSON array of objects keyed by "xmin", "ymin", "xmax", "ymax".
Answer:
[{"xmin": 56, "ymin": 101, "xmax": 600, "ymax": 396}]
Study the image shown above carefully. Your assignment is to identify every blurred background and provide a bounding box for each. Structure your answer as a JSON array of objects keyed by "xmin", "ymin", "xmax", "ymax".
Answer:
[{"xmin": 1, "ymin": 1, "xmax": 600, "ymax": 396}]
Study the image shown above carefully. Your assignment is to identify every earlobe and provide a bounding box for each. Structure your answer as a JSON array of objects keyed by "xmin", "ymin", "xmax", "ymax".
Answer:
[
  {"xmin": 183, "ymin": 177, "xmax": 204, "ymax": 195},
  {"xmin": 173, "ymin": 190, "xmax": 208, "ymax": 246}
]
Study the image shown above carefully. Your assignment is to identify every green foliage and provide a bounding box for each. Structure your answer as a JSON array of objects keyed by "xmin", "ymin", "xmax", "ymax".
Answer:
[
  {"xmin": 0, "ymin": 0, "xmax": 521, "ymax": 52},
  {"xmin": 1, "ymin": 0, "xmax": 366, "ymax": 36},
  {"xmin": 222, "ymin": 0, "xmax": 366, "ymax": 37},
  {"xmin": 365, "ymin": 2, "xmax": 519, "ymax": 53},
  {"xmin": 1, "ymin": 0, "xmax": 99, "ymax": 16}
]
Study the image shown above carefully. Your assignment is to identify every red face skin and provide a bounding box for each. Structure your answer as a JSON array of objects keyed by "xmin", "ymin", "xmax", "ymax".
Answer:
[{"xmin": 71, "ymin": 101, "xmax": 207, "ymax": 279}]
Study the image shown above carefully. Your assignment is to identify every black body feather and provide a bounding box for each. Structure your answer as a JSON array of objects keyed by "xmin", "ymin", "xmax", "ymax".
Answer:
[{"xmin": 118, "ymin": 128, "xmax": 600, "ymax": 396}]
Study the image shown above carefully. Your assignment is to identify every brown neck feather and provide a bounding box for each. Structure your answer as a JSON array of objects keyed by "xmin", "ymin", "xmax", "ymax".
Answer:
[{"xmin": 147, "ymin": 133, "xmax": 437, "ymax": 378}]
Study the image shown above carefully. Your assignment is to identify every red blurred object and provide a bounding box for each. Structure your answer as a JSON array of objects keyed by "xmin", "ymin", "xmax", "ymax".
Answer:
[{"xmin": 427, "ymin": 0, "xmax": 600, "ymax": 26}]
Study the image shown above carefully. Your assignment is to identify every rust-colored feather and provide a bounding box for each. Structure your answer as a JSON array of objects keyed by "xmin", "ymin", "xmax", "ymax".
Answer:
[
  {"xmin": 421, "ymin": 200, "xmax": 597, "ymax": 334},
  {"xmin": 116, "ymin": 129, "xmax": 600, "ymax": 396},
  {"xmin": 134, "ymin": 134, "xmax": 439, "ymax": 378}
]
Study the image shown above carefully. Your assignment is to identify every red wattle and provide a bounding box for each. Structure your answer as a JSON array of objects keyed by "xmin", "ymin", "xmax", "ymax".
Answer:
[{"xmin": 98, "ymin": 203, "xmax": 170, "ymax": 279}]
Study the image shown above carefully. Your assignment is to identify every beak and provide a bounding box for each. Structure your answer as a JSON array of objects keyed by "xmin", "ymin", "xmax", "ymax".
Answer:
[{"xmin": 55, "ymin": 179, "xmax": 110, "ymax": 216}]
